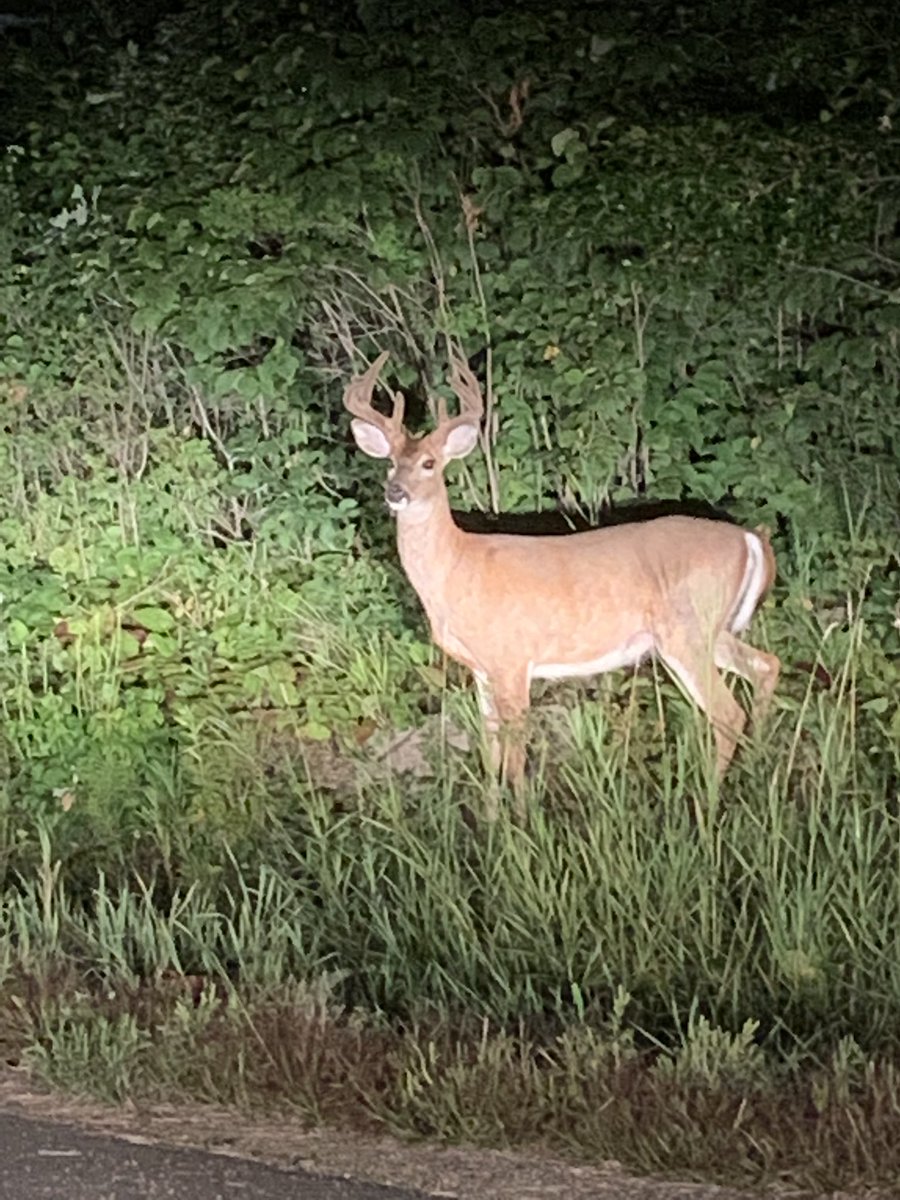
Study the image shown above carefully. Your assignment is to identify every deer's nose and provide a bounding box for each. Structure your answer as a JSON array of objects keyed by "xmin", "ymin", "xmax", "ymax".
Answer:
[{"xmin": 385, "ymin": 479, "xmax": 408, "ymax": 507}]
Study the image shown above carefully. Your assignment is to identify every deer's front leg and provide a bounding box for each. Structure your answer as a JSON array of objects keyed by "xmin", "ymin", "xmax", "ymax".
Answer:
[
  {"xmin": 474, "ymin": 669, "xmax": 530, "ymax": 820},
  {"xmin": 473, "ymin": 671, "xmax": 502, "ymax": 820}
]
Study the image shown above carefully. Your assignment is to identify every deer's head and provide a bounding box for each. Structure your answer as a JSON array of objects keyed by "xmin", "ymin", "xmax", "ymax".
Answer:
[{"xmin": 344, "ymin": 351, "xmax": 483, "ymax": 516}]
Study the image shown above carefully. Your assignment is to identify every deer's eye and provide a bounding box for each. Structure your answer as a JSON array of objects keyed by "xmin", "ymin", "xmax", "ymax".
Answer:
[{"xmin": 422, "ymin": 457, "xmax": 436, "ymax": 471}]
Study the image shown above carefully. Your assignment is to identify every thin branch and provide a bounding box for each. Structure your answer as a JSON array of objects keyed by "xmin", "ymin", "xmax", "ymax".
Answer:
[
  {"xmin": 789, "ymin": 263, "xmax": 896, "ymax": 298},
  {"xmin": 461, "ymin": 192, "xmax": 500, "ymax": 515}
]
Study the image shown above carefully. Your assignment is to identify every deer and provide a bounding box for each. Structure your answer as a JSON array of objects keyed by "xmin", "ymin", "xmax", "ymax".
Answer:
[{"xmin": 344, "ymin": 350, "xmax": 780, "ymax": 815}]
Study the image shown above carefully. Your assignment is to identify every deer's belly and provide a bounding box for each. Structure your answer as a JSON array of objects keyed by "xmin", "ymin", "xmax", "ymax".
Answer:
[{"xmin": 529, "ymin": 633, "xmax": 655, "ymax": 681}]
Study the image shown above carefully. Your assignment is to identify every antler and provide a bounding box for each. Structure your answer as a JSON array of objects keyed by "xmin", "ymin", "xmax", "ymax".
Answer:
[
  {"xmin": 436, "ymin": 348, "xmax": 485, "ymax": 431},
  {"xmin": 343, "ymin": 351, "xmax": 405, "ymax": 437}
]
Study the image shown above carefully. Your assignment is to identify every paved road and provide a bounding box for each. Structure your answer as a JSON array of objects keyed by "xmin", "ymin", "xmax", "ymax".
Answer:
[{"xmin": 0, "ymin": 1112, "xmax": 424, "ymax": 1200}]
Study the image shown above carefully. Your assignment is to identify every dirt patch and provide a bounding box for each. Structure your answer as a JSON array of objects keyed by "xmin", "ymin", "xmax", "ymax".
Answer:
[{"xmin": 0, "ymin": 1067, "xmax": 876, "ymax": 1200}]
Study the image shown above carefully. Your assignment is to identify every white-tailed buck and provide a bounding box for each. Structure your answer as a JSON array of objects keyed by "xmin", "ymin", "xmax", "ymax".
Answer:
[{"xmin": 345, "ymin": 350, "xmax": 779, "ymax": 810}]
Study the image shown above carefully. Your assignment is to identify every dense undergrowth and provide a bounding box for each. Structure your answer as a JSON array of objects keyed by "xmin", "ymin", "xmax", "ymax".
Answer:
[{"xmin": 0, "ymin": 0, "xmax": 899, "ymax": 1191}]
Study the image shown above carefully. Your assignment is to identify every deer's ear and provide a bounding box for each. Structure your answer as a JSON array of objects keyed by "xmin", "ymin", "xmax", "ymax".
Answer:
[
  {"xmin": 350, "ymin": 419, "xmax": 392, "ymax": 459},
  {"xmin": 442, "ymin": 422, "xmax": 479, "ymax": 461}
]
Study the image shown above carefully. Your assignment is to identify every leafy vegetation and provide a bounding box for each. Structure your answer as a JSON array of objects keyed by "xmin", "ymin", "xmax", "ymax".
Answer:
[{"xmin": 0, "ymin": 0, "xmax": 898, "ymax": 1191}]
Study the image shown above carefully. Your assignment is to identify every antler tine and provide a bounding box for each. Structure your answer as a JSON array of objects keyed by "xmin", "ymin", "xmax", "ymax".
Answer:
[
  {"xmin": 343, "ymin": 351, "xmax": 405, "ymax": 433},
  {"xmin": 441, "ymin": 348, "xmax": 484, "ymax": 429}
]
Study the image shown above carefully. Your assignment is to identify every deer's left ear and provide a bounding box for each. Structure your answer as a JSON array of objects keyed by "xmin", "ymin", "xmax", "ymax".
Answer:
[{"xmin": 442, "ymin": 422, "xmax": 479, "ymax": 461}]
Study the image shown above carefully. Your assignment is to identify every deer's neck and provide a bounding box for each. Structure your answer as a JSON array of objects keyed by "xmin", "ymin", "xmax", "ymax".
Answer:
[{"xmin": 395, "ymin": 490, "xmax": 464, "ymax": 616}]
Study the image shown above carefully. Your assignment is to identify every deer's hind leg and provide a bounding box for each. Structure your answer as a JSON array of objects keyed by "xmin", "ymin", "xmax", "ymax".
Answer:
[
  {"xmin": 657, "ymin": 632, "xmax": 747, "ymax": 779},
  {"xmin": 714, "ymin": 630, "xmax": 780, "ymax": 726}
]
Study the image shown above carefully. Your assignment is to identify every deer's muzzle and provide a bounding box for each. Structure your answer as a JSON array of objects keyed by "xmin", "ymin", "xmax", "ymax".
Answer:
[{"xmin": 385, "ymin": 480, "xmax": 409, "ymax": 510}]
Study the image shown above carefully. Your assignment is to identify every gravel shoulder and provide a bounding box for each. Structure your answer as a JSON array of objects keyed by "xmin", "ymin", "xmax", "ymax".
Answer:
[{"xmin": 0, "ymin": 1069, "xmax": 872, "ymax": 1200}]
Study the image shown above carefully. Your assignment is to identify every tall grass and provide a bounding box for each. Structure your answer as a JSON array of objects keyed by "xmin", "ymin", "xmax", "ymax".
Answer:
[
  {"xmin": 0, "ymin": 605, "xmax": 898, "ymax": 1189},
  {"xmin": 3, "ymin": 601, "xmax": 897, "ymax": 1036}
]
